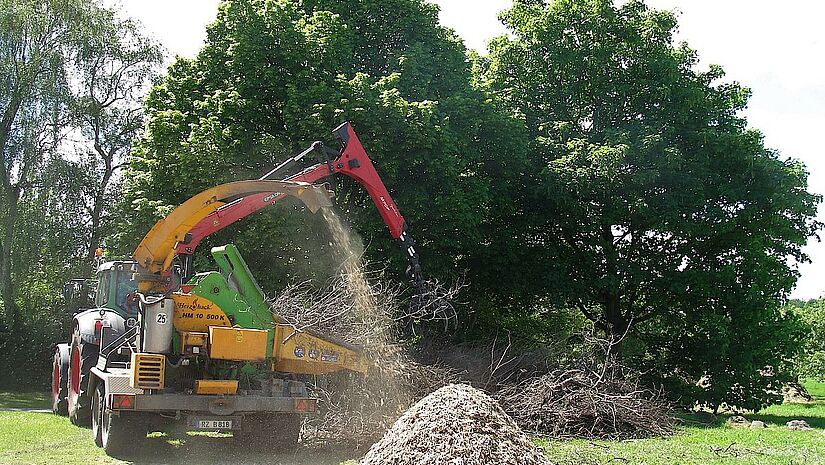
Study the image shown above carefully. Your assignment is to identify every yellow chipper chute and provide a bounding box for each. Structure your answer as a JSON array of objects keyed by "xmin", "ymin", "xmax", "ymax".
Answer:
[
  {"xmin": 272, "ymin": 325, "xmax": 368, "ymax": 375},
  {"xmin": 202, "ymin": 324, "xmax": 368, "ymax": 375}
]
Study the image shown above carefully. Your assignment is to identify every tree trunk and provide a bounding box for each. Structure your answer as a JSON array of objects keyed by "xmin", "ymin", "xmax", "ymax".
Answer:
[
  {"xmin": 86, "ymin": 195, "xmax": 104, "ymax": 264},
  {"xmin": 601, "ymin": 291, "xmax": 629, "ymax": 358},
  {"xmin": 600, "ymin": 224, "xmax": 630, "ymax": 356},
  {"xmin": 86, "ymin": 143, "xmax": 114, "ymax": 265},
  {"xmin": 0, "ymin": 189, "xmax": 20, "ymax": 330}
]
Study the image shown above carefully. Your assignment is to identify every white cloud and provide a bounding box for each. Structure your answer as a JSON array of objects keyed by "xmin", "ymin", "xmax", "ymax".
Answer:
[{"xmin": 116, "ymin": 0, "xmax": 221, "ymax": 60}]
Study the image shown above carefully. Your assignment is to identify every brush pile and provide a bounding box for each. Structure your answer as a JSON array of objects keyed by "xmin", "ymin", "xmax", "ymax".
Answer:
[
  {"xmin": 269, "ymin": 208, "xmax": 461, "ymax": 443},
  {"xmin": 362, "ymin": 384, "xmax": 550, "ymax": 465},
  {"xmin": 271, "ymin": 207, "xmax": 671, "ymax": 445},
  {"xmin": 498, "ymin": 364, "xmax": 674, "ymax": 439}
]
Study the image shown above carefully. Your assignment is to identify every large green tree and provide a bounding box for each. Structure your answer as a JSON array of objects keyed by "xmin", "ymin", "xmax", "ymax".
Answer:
[
  {"xmin": 120, "ymin": 0, "xmax": 530, "ymax": 329},
  {"xmin": 0, "ymin": 0, "xmax": 160, "ymax": 387},
  {"xmin": 0, "ymin": 0, "xmax": 78, "ymax": 329},
  {"xmin": 74, "ymin": 10, "xmax": 161, "ymax": 263},
  {"xmin": 480, "ymin": 0, "xmax": 820, "ymax": 408},
  {"xmin": 787, "ymin": 298, "xmax": 825, "ymax": 381}
]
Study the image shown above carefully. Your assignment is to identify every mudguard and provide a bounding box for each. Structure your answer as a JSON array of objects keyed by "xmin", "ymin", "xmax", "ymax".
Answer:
[{"xmin": 73, "ymin": 309, "xmax": 128, "ymax": 345}]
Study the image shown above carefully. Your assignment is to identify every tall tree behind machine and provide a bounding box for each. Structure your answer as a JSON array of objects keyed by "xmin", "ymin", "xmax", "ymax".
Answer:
[
  {"xmin": 0, "ymin": 0, "xmax": 77, "ymax": 330},
  {"xmin": 73, "ymin": 9, "xmax": 161, "ymax": 265},
  {"xmin": 479, "ymin": 0, "xmax": 821, "ymax": 409},
  {"xmin": 119, "ymin": 0, "xmax": 533, "ymax": 332},
  {"xmin": 0, "ymin": 0, "xmax": 161, "ymax": 386}
]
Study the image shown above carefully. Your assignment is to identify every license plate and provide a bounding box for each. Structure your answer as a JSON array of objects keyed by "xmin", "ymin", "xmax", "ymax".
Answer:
[{"xmin": 197, "ymin": 420, "xmax": 232, "ymax": 430}]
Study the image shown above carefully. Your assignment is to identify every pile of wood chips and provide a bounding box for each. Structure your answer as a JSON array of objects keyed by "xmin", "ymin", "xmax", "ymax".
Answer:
[{"xmin": 361, "ymin": 384, "xmax": 550, "ymax": 465}]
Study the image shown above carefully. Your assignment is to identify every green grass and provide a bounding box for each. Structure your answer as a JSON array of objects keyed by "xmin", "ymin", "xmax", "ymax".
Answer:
[
  {"xmin": 803, "ymin": 379, "xmax": 825, "ymax": 399},
  {"xmin": 539, "ymin": 380, "xmax": 825, "ymax": 465},
  {"xmin": 0, "ymin": 411, "xmax": 121, "ymax": 465},
  {"xmin": 0, "ymin": 392, "xmax": 358, "ymax": 465},
  {"xmin": 0, "ymin": 391, "xmax": 50, "ymax": 409},
  {"xmin": 2, "ymin": 384, "xmax": 825, "ymax": 465}
]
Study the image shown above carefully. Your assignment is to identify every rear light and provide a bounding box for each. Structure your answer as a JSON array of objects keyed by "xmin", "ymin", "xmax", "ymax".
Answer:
[
  {"xmin": 111, "ymin": 394, "xmax": 135, "ymax": 410},
  {"xmin": 93, "ymin": 319, "xmax": 111, "ymax": 344},
  {"xmin": 294, "ymin": 398, "xmax": 316, "ymax": 412}
]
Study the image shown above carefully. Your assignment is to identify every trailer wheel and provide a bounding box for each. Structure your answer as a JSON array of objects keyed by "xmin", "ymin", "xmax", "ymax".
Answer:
[
  {"xmin": 67, "ymin": 325, "xmax": 96, "ymax": 426},
  {"xmin": 51, "ymin": 344, "xmax": 70, "ymax": 416},
  {"xmin": 237, "ymin": 414, "xmax": 301, "ymax": 452},
  {"xmin": 97, "ymin": 383, "xmax": 146, "ymax": 456}
]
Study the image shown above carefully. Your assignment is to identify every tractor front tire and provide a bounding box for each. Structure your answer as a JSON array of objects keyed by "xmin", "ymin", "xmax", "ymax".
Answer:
[
  {"xmin": 91, "ymin": 383, "xmax": 104, "ymax": 447},
  {"xmin": 96, "ymin": 382, "xmax": 147, "ymax": 456},
  {"xmin": 68, "ymin": 325, "xmax": 97, "ymax": 426},
  {"xmin": 51, "ymin": 344, "xmax": 70, "ymax": 416}
]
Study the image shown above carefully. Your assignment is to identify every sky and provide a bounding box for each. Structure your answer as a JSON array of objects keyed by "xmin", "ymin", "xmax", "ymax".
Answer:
[{"xmin": 116, "ymin": 0, "xmax": 824, "ymax": 299}]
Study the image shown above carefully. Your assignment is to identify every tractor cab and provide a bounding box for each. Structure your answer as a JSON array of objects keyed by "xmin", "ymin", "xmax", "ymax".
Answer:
[{"xmin": 93, "ymin": 261, "xmax": 139, "ymax": 319}]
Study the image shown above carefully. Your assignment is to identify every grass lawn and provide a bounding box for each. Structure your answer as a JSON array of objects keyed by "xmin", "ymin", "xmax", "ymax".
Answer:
[
  {"xmin": 1, "ymin": 382, "xmax": 824, "ymax": 464},
  {"xmin": 0, "ymin": 411, "xmax": 120, "ymax": 465},
  {"xmin": 540, "ymin": 379, "xmax": 825, "ymax": 465},
  {"xmin": 0, "ymin": 393, "xmax": 357, "ymax": 465},
  {"xmin": 0, "ymin": 391, "xmax": 50, "ymax": 409}
]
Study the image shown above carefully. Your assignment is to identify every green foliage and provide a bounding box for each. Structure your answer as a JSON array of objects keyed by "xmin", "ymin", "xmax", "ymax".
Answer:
[
  {"xmin": 120, "ymin": 0, "xmax": 532, "ymax": 332},
  {"xmin": 787, "ymin": 299, "xmax": 825, "ymax": 381},
  {"xmin": 0, "ymin": 157, "xmax": 92, "ymax": 388},
  {"xmin": 480, "ymin": 0, "xmax": 821, "ymax": 409},
  {"xmin": 2, "ymin": 0, "xmax": 820, "ymax": 414},
  {"xmin": 0, "ymin": 0, "xmax": 160, "ymax": 387}
]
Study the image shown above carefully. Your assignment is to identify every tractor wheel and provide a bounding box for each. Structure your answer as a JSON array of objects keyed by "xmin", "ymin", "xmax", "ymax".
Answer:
[
  {"xmin": 68, "ymin": 325, "xmax": 97, "ymax": 426},
  {"xmin": 236, "ymin": 414, "xmax": 301, "ymax": 452},
  {"xmin": 91, "ymin": 382, "xmax": 104, "ymax": 447},
  {"xmin": 51, "ymin": 344, "xmax": 70, "ymax": 416},
  {"xmin": 97, "ymin": 383, "xmax": 147, "ymax": 456}
]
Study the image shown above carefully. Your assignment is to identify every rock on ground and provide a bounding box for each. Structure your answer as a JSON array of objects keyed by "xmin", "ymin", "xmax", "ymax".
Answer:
[
  {"xmin": 361, "ymin": 384, "xmax": 550, "ymax": 465},
  {"xmin": 750, "ymin": 420, "xmax": 766, "ymax": 428},
  {"xmin": 783, "ymin": 382, "xmax": 813, "ymax": 403},
  {"xmin": 728, "ymin": 415, "xmax": 748, "ymax": 426},
  {"xmin": 787, "ymin": 420, "xmax": 813, "ymax": 431}
]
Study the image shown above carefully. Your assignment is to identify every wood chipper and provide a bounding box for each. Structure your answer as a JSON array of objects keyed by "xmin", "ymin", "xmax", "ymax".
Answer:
[{"xmin": 50, "ymin": 122, "xmax": 427, "ymax": 454}]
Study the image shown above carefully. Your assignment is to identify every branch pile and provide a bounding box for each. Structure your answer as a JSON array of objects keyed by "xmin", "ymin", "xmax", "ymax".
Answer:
[
  {"xmin": 497, "ymin": 360, "xmax": 674, "ymax": 439},
  {"xmin": 269, "ymin": 208, "xmax": 461, "ymax": 444},
  {"xmin": 362, "ymin": 384, "xmax": 550, "ymax": 465},
  {"xmin": 270, "ymin": 274, "xmax": 460, "ymax": 443}
]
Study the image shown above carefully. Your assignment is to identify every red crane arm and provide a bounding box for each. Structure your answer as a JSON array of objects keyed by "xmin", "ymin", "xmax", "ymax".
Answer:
[
  {"xmin": 329, "ymin": 122, "xmax": 406, "ymax": 239},
  {"xmin": 174, "ymin": 123, "xmax": 408, "ymax": 256}
]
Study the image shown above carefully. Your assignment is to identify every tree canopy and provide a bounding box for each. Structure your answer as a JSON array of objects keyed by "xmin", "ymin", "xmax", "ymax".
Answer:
[
  {"xmin": 0, "ymin": 0, "xmax": 820, "ymax": 410},
  {"xmin": 0, "ymin": 0, "xmax": 160, "ymax": 387},
  {"xmin": 119, "ymin": 0, "xmax": 532, "ymax": 323},
  {"xmin": 787, "ymin": 298, "xmax": 825, "ymax": 381},
  {"xmin": 479, "ymin": 0, "xmax": 820, "ymax": 408}
]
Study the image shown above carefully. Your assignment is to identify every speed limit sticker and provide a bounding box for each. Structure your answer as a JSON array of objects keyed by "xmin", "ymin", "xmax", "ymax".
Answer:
[{"xmin": 156, "ymin": 313, "xmax": 168, "ymax": 325}]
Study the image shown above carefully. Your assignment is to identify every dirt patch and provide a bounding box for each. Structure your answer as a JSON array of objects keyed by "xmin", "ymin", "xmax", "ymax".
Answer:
[{"xmin": 362, "ymin": 383, "xmax": 549, "ymax": 465}]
